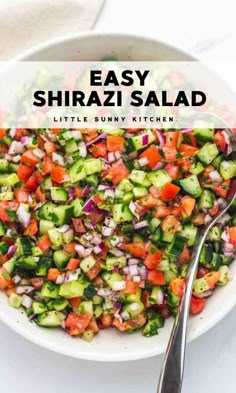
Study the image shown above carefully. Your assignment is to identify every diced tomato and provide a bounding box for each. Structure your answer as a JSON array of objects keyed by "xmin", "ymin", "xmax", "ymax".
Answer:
[
  {"xmin": 66, "ymin": 258, "xmax": 80, "ymax": 270},
  {"xmin": 65, "ymin": 312, "xmax": 92, "ymax": 333},
  {"xmin": 0, "ymin": 267, "xmax": 12, "ymax": 290},
  {"xmin": 14, "ymin": 189, "xmax": 29, "ymax": 203},
  {"xmin": 44, "ymin": 141, "xmax": 57, "ymax": 153},
  {"xmin": 42, "ymin": 155, "xmax": 54, "ymax": 176},
  {"xmin": 51, "ymin": 128, "xmax": 61, "ymax": 135},
  {"xmin": 72, "ymin": 218, "xmax": 86, "ymax": 233},
  {"xmin": 29, "ymin": 278, "xmax": 44, "ymax": 290},
  {"xmin": 190, "ymin": 296, "xmax": 206, "ymax": 314},
  {"xmin": 47, "ymin": 268, "xmax": 60, "ymax": 282},
  {"xmin": 17, "ymin": 163, "xmax": 33, "ymax": 182},
  {"xmin": 213, "ymin": 131, "xmax": 226, "ymax": 152},
  {"xmin": 88, "ymin": 320, "xmax": 99, "ymax": 334},
  {"xmin": 204, "ymin": 271, "xmax": 220, "ymax": 289},
  {"xmin": 24, "ymin": 219, "xmax": 38, "ymax": 236},
  {"xmin": 139, "ymin": 145, "xmax": 162, "ymax": 169},
  {"xmin": 184, "ymin": 132, "xmax": 197, "ymax": 147},
  {"xmin": 165, "ymin": 131, "xmax": 179, "ymax": 147},
  {"xmin": 86, "ymin": 260, "xmax": 102, "ymax": 281},
  {"xmin": 107, "ymin": 159, "xmax": 130, "ymax": 186},
  {"xmin": 141, "ymin": 290, "xmax": 152, "ymax": 308},
  {"xmin": 171, "ymin": 206, "xmax": 182, "ymax": 218},
  {"xmin": 21, "ymin": 150, "xmax": 40, "ymax": 167},
  {"xmin": 176, "ymin": 157, "xmax": 193, "ymax": 172},
  {"xmin": 15, "ymin": 128, "xmax": 29, "ymax": 141},
  {"xmin": 149, "ymin": 186, "xmax": 160, "ymax": 198},
  {"xmin": 100, "ymin": 313, "xmax": 113, "ymax": 327},
  {"xmin": 122, "ymin": 242, "xmax": 146, "ymax": 258},
  {"xmin": 0, "ymin": 129, "xmax": 6, "ymax": 138},
  {"xmin": 0, "ymin": 201, "xmax": 18, "ymax": 222},
  {"xmin": 121, "ymin": 280, "xmax": 140, "ymax": 295},
  {"xmin": 24, "ymin": 174, "xmax": 39, "ymax": 191},
  {"xmin": 163, "ymin": 146, "xmax": 177, "ymax": 162},
  {"xmin": 51, "ymin": 166, "xmax": 68, "ymax": 184},
  {"xmin": 159, "ymin": 183, "xmax": 180, "ymax": 202},
  {"xmin": 170, "ymin": 277, "xmax": 185, "ymax": 297},
  {"xmin": 161, "ymin": 215, "xmax": 180, "ymax": 234},
  {"xmin": 213, "ymin": 180, "xmax": 230, "ymax": 198},
  {"xmin": 191, "ymin": 213, "xmax": 205, "ymax": 226},
  {"xmin": 229, "ymin": 227, "xmax": 236, "ymax": 245},
  {"xmin": 209, "ymin": 203, "xmax": 219, "ymax": 216},
  {"xmin": 203, "ymin": 165, "xmax": 215, "ymax": 177},
  {"xmin": 107, "ymin": 135, "xmax": 124, "ymax": 152},
  {"xmin": 89, "ymin": 142, "xmax": 107, "ymax": 158},
  {"xmin": 140, "ymin": 194, "xmax": 158, "ymax": 208},
  {"xmin": 165, "ymin": 164, "xmax": 180, "ymax": 180},
  {"xmin": 35, "ymin": 186, "xmax": 46, "ymax": 203},
  {"xmin": 37, "ymin": 234, "xmax": 52, "ymax": 252},
  {"xmin": 197, "ymin": 267, "xmax": 210, "ymax": 278},
  {"xmin": 113, "ymin": 313, "xmax": 146, "ymax": 331},
  {"xmin": 179, "ymin": 144, "xmax": 199, "ymax": 157},
  {"xmin": 147, "ymin": 270, "xmax": 166, "ymax": 285},
  {"xmin": 68, "ymin": 297, "xmax": 81, "ymax": 308},
  {"xmin": 75, "ymin": 187, "xmax": 83, "ymax": 198},
  {"xmin": 64, "ymin": 242, "xmax": 77, "ymax": 257},
  {"xmin": 179, "ymin": 245, "xmax": 191, "ymax": 264},
  {"xmin": 144, "ymin": 248, "xmax": 162, "ymax": 270},
  {"xmin": 4, "ymin": 286, "xmax": 16, "ymax": 297},
  {"xmin": 155, "ymin": 206, "xmax": 173, "ymax": 218},
  {"xmin": 180, "ymin": 195, "xmax": 196, "ymax": 216}
]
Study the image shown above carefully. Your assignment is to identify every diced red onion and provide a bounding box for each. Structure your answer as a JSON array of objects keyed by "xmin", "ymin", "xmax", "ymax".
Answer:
[
  {"xmin": 109, "ymin": 248, "xmax": 124, "ymax": 257},
  {"xmin": 204, "ymin": 214, "xmax": 213, "ymax": 224},
  {"xmin": 82, "ymin": 233, "xmax": 93, "ymax": 242},
  {"xmin": 193, "ymin": 290, "xmax": 213, "ymax": 298},
  {"xmin": 33, "ymin": 148, "xmax": 45, "ymax": 159},
  {"xmin": 128, "ymin": 258, "xmax": 140, "ymax": 265},
  {"xmin": 82, "ymin": 197, "xmax": 95, "ymax": 212},
  {"xmin": 129, "ymin": 265, "xmax": 139, "ymax": 276},
  {"xmin": 12, "ymin": 275, "xmax": 21, "ymax": 284},
  {"xmin": 113, "ymin": 266, "xmax": 120, "ymax": 273},
  {"xmin": 7, "ymin": 245, "xmax": 18, "ymax": 257},
  {"xmin": 65, "ymin": 156, "xmax": 74, "ymax": 164},
  {"xmin": 114, "ymin": 152, "xmax": 121, "ymax": 160},
  {"xmin": 70, "ymin": 130, "xmax": 82, "ymax": 140},
  {"xmin": 110, "ymin": 236, "xmax": 122, "ymax": 247},
  {"xmin": 9, "ymin": 141, "xmax": 24, "ymax": 155},
  {"xmin": 82, "ymin": 185, "xmax": 91, "ymax": 197},
  {"xmin": 108, "ymin": 152, "xmax": 116, "ymax": 163},
  {"xmin": 217, "ymin": 197, "xmax": 227, "ymax": 209},
  {"xmin": 139, "ymin": 266, "xmax": 147, "ymax": 280},
  {"xmin": 91, "ymin": 236, "xmax": 102, "ymax": 245},
  {"xmin": 93, "ymin": 245, "xmax": 103, "ymax": 254},
  {"xmin": 104, "ymin": 188, "xmax": 115, "ymax": 200},
  {"xmin": 84, "ymin": 220, "xmax": 96, "ymax": 230},
  {"xmin": 209, "ymin": 170, "xmax": 223, "ymax": 183},
  {"xmin": 114, "ymin": 302, "xmax": 121, "ymax": 310},
  {"xmin": 152, "ymin": 162, "xmax": 163, "ymax": 170},
  {"xmin": 102, "ymin": 226, "xmax": 114, "ymax": 237},
  {"xmin": 218, "ymin": 213, "xmax": 231, "ymax": 226},
  {"xmin": 17, "ymin": 204, "xmax": 31, "ymax": 227},
  {"xmin": 55, "ymin": 274, "xmax": 65, "ymax": 285},
  {"xmin": 155, "ymin": 130, "xmax": 166, "ymax": 147},
  {"xmin": 34, "ymin": 202, "xmax": 45, "ymax": 211},
  {"xmin": 142, "ymin": 134, "xmax": 149, "ymax": 145},
  {"xmin": 124, "ymin": 133, "xmax": 133, "ymax": 139},
  {"xmin": 129, "ymin": 201, "xmax": 136, "ymax": 214},
  {"xmin": 221, "ymin": 229, "xmax": 229, "ymax": 242},
  {"xmin": 180, "ymin": 128, "xmax": 193, "ymax": 133},
  {"xmin": 121, "ymin": 311, "xmax": 130, "ymax": 321},
  {"xmin": 57, "ymin": 225, "xmax": 70, "ymax": 233},
  {"xmin": 21, "ymin": 136, "xmax": 33, "ymax": 146},
  {"xmin": 133, "ymin": 276, "xmax": 141, "ymax": 282},
  {"xmin": 12, "ymin": 155, "xmax": 21, "ymax": 163},
  {"xmin": 134, "ymin": 220, "xmax": 148, "ymax": 229},
  {"xmin": 104, "ymin": 217, "xmax": 117, "ymax": 229},
  {"xmin": 64, "ymin": 269, "xmax": 80, "ymax": 283},
  {"xmin": 52, "ymin": 152, "xmax": 64, "ymax": 165},
  {"xmin": 138, "ymin": 157, "xmax": 148, "ymax": 167},
  {"xmin": 85, "ymin": 133, "xmax": 107, "ymax": 147},
  {"xmin": 223, "ymin": 242, "xmax": 234, "ymax": 252},
  {"xmin": 78, "ymin": 142, "xmax": 87, "ymax": 157},
  {"xmin": 9, "ymin": 127, "xmax": 16, "ymax": 138},
  {"xmin": 97, "ymin": 288, "xmax": 112, "ymax": 298},
  {"xmin": 224, "ymin": 251, "xmax": 234, "ymax": 257},
  {"xmin": 16, "ymin": 286, "xmax": 34, "ymax": 295},
  {"xmin": 75, "ymin": 244, "xmax": 92, "ymax": 257},
  {"xmin": 4, "ymin": 153, "xmax": 13, "ymax": 161},
  {"xmin": 122, "ymin": 266, "xmax": 130, "ymax": 274},
  {"xmin": 22, "ymin": 295, "xmax": 33, "ymax": 309},
  {"xmin": 98, "ymin": 185, "xmax": 110, "ymax": 191},
  {"xmin": 112, "ymin": 280, "xmax": 126, "ymax": 291}
]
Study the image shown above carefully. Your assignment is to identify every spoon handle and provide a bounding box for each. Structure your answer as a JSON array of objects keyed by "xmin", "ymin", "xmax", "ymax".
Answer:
[{"xmin": 157, "ymin": 231, "xmax": 207, "ymax": 393}]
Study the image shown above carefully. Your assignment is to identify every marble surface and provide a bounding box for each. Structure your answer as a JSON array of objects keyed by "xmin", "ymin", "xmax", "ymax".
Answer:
[{"xmin": 1, "ymin": 1, "xmax": 236, "ymax": 392}]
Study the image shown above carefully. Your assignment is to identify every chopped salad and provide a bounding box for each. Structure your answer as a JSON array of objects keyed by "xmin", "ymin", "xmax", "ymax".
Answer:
[{"xmin": 0, "ymin": 126, "xmax": 235, "ymax": 341}]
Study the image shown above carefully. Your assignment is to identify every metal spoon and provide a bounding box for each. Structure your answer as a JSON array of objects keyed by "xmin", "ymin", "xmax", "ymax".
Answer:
[{"xmin": 157, "ymin": 124, "xmax": 236, "ymax": 393}]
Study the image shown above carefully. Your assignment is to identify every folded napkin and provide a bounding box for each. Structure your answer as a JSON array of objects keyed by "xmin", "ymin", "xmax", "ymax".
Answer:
[{"xmin": 0, "ymin": 0, "xmax": 104, "ymax": 59}]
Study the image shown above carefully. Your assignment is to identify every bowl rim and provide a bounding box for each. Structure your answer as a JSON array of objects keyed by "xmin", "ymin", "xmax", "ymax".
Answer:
[{"xmin": 1, "ymin": 31, "xmax": 234, "ymax": 362}]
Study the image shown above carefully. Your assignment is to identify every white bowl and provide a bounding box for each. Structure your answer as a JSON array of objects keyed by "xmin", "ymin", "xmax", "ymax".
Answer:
[{"xmin": 0, "ymin": 32, "xmax": 235, "ymax": 361}]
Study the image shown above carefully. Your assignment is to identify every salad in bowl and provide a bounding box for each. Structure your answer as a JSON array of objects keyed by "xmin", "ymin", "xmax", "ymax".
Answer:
[{"xmin": 0, "ymin": 126, "xmax": 235, "ymax": 342}]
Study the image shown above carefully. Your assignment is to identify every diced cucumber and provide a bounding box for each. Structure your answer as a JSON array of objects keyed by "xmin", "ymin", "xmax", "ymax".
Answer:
[
  {"xmin": 147, "ymin": 169, "xmax": 171, "ymax": 189},
  {"xmin": 53, "ymin": 250, "xmax": 70, "ymax": 270},
  {"xmin": 211, "ymin": 253, "xmax": 222, "ymax": 270},
  {"xmin": 94, "ymin": 305, "xmax": 103, "ymax": 318},
  {"xmin": 51, "ymin": 187, "xmax": 68, "ymax": 202},
  {"xmin": 84, "ymin": 158, "xmax": 102, "ymax": 175},
  {"xmin": 121, "ymin": 288, "xmax": 142, "ymax": 303},
  {"xmin": 142, "ymin": 313, "xmax": 164, "ymax": 337},
  {"xmin": 8, "ymin": 293, "xmax": 22, "ymax": 308},
  {"xmin": 193, "ymin": 127, "xmax": 214, "ymax": 142},
  {"xmin": 52, "ymin": 205, "xmax": 73, "ymax": 225},
  {"xmin": 33, "ymin": 301, "xmax": 47, "ymax": 314},
  {"xmin": 220, "ymin": 160, "xmax": 236, "ymax": 180},
  {"xmin": 217, "ymin": 266, "xmax": 230, "ymax": 286},
  {"xmin": 41, "ymin": 281, "xmax": 59, "ymax": 299},
  {"xmin": 165, "ymin": 263, "xmax": 178, "ymax": 283},
  {"xmin": 86, "ymin": 174, "xmax": 98, "ymax": 186},
  {"xmin": 129, "ymin": 170, "xmax": 147, "ymax": 185},
  {"xmin": 0, "ymin": 221, "xmax": 6, "ymax": 236},
  {"xmin": 180, "ymin": 175, "xmax": 202, "ymax": 197},
  {"xmin": 48, "ymin": 229, "xmax": 63, "ymax": 247},
  {"xmin": 167, "ymin": 234, "xmax": 186, "ymax": 256},
  {"xmin": 198, "ymin": 190, "xmax": 215, "ymax": 209},
  {"xmin": 47, "ymin": 298, "xmax": 69, "ymax": 311},
  {"xmin": 208, "ymin": 226, "xmax": 222, "ymax": 242},
  {"xmin": 80, "ymin": 255, "xmax": 96, "ymax": 273},
  {"xmin": 150, "ymin": 286, "xmax": 163, "ymax": 305},
  {"xmin": 65, "ymin": 138, "xmax": 78, "ymax": 154},
  {"xmin": 200, "ymin": 243, "xmax": 213, "ymax": 266},
  {"xmin": 15, "ymin": 256, "xmax": 37, "ymax": 270},
  {"xmin": 79, "ymin": 300, "xmax": 93, "ymax": 314},
  {"xmin": 59, "ymin": 280, "xmax": 86, "ymax": 298},
  {"xmin": 0, "ymin": 173, "xmax": 19, "ymax": 186},
  {"xmin": 35, "ymin": 257, "xmax": 52, "ymax": 276},
  {"xmin": 62, "ymin": 229, "xmax": 74, "ymax": 244},
  {"xmin": 178, "ymin": 224, "xmax": 198, "ymax": 247},
  {"xmin": 101, "ymin": 128, "xmax": 125, "ymax": 136},
  {"xmin": 161, "ymin": 231, "xmax": 174, "ymax": 243},
  {"xmin": 3, "ymin": 256, "xmax": 17, "ymax": 273},
  {"xmin": 0, "ymin": 191, "xmax": 14, "ymax": 201},
  {"xmin": 112, "ymin": 204, "xmax": 133, "ymax": 223},
  {"xmin": 122, "ymin": 192, "xmax": 134, "ymax": 203},
  {"xmin": 117, "ymin": 178, "xmax": 134, "ymax": 192},
  {"xmin": 126, "ymin": 130, "xmax": 155, "ymax": 152},
  {"xmin": 102, "ymin": 272, "xmax": 124, "ymax": 290},
  {"xmin": 149, "ymin": 217, "xmax": 161, "ymax": 233},
  {"xmin": 106, "ymin": 255, "xmax": 127, "ymax": 271},
  {"xmin": 0, "ymin": 158, "xmax": 9, "ymax": 173},
  {"xmin": 193, "ymin": 277, "xmax": 210, "ymax": 294},
  {"xmin": 40, "ymin": 177, "xmax": 52, "ymax": 191},
  {"xmin": 133, "ymin": 187, "xmax": 148, "ymax": 198},
  {"xmin": 158, "ymin": 256, "xmax": 170, "ymax": 272},
  {"xmin": 37, "ymin": 311, "xmax": 61, "ymax": 327},
  {"xmin": 70, "ymin": 198, "xmax": 83, "ymax": 217},
  {"xmin": 122, "ymin": 301, "xmax": 144, "ymax": 317},
  {"xmin": 197, "ymin": 143, "xmax": 218, "ymax": 165},
  {"xmin": 69, "ymin": 159, "xmax": 86, "ymax": 183},
  {"xmin": 39, "ymin": 219, "xmax": 55, "ymax": 234},
  {"xmin": 39, "ymin": 202, "xmax": 56, "ymax": 220},
  {"xmin": 189, "ymin": 161, "xmax": 204, "ymax": 175},
  {"xmin": 212, "ymin": 154, "xmax": 224, "ymax": 171},
  {"xmin": 0, "ymin": 241, "xmax": 9, "ymax": 255},
  {"xmin": 82, "ymin": 330, "xmax": 94, "ymax": 342}
]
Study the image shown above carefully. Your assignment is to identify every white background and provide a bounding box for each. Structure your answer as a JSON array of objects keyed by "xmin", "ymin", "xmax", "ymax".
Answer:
[{"xmin": 1, "ymin": 1, "xmax": 236, "ymax": 392}]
